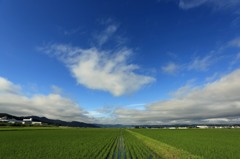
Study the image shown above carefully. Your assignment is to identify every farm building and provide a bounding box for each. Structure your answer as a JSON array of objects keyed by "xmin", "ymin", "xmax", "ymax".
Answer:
[
  {"xmin": 22, "ymin": 118, "xmax": 42, "ymax": 125},
  {"xmin": 0, "ymin": 116, "xmax": 22, "ymax": 124},
  {"xmin": 1, "ymin": 116, "xmax": 42, "ymax": 125},
  {"xmin": 0, "ymin": 116, "xmax": 8, "ymax": 122},
  {"xmin": 32, "ymin": 121, "xmax": 42, "ymax": 125},
  {"xmin": 22, "ymin": 118, "xmax": 33, "ymax": 125},
  {"xmin": 197, "ymin": 125, "xmax": 209, "ymax": 129}
]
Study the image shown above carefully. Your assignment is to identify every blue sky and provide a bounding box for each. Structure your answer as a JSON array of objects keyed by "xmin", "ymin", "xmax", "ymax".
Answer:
[{"xmin": 1, "ymin": 0, "xmax": 240, "ymax": 124}]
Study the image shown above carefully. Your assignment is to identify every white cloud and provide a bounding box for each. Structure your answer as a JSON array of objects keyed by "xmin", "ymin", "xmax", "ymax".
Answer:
[
  {"xmin": 202, "ymin": 117, "xmax": 240, "ymax": 124},
  {"xmin": 179, "ymin": 0, "xmax": 207, "ymax": 9},
  {"xmin": 41, "ymin": 44, "xmax": 155, "ymax": 96},
  {"xmin": 188, "ymin": 55, "xmax": 213, "ymax": 71},
  {"xmin": 41, "ymin": 22, "xmax": 155, "ymax": 96},
  {"xmin": 0, "ymin": 76, "xmax": 92, "ymax": 122},
  {"xmin": 229, "ymin": 38, "xmax": 240, "ymax": 47},
  {"xmin": 162, "ymin": 37, "xmax": 240, "ymax": 75},
  {"xmin": 0, "ymin": 77, "xmax": 21, "ymax": 94},
  {"xmin": 178, "ymin": 0, "xmax": 240, "ymax": 10},
  {"xmin": 162, "ymin": 54, "xmax": 216, "ymax": 75},
  {"xmin": 51, "ymin": 85, "xmax": 63, "ymax": 94},
  {"xmin": 95, "ymin": 24, "xmax": 118, "ymax": 46},
  {"xmin": 170, "ymin": 79, "xmax": 196, "ymax": 98},
  {"xmin": 205, "ymin": 72, "xmax": 220, "ymax": 82},
  {"xmin": 161, "ymin": 62, "xmax": 180, "ymax": 74},
  {"xmin": 111, "ymin": 68, "xmax": 240, "ymax": 124},
  {"xmin": 229, "ymin": 52, "xmax": 240, "ymax": 68}
]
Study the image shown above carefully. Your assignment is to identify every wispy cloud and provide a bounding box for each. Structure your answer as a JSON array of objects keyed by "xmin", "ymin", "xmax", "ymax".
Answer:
[
  {"xmin": 187, "ymin": 55, "xmax": 213, "ymax": 71},
  {"xmin": 0, "ymin": 76, "xmax": 92, "ymax": 122},
  {"xmin": 63, "ymin": 27, "xmax": 82, "ymax": 36},
  {"xmin": 161, "ymin": 62, "xmax": 180, "ymax": 74},
  {"xmin": 179, "ymin": 0, "xmax": 240, "ymax": 10},
  {"xmin": 57, "ymin": 26, "xmax": 83, "ymax": 36},
  {"xmin": 229, "ymin": 52, "xmax": 240, "ymax": 68},
  {"xmin": 229, "ymin": 38, "xmax": 240, "ymax": 47},
  {"xmin": 170, "ymin": 79, "xmax": 196, "ymax": 98},
  {"xmin": 51, "ymin": 85, "xmax": 63, "ymax": 94},
  {"xmin": 94, "ymin": 19, "xmax": 128, "ymax": 48},
  {"xmin": 110, "ymin": 68, "xmax": 240, "ymax": 124},
  {"xmin": 95, "ymin": 24, "xmax": 118, "ymax": 47},
  {"xmin": 161, "ymin": 54, "xmax": 216, "ymax": 75},
  {"xmin": 162, "ymin": 37, "xmax": 240, "ymax": 75},
  {"xmin": 159, "ymin": 0, "xmax": 240, "ymax": 10},
  {"xmin": 0, "ymin": 77, "xmax": 21, "ymax": 94},
  {"xmin": 41, "ymin": 44, "xmax": 155, "ymax": 96},
  {"xmin": 205, "ymin": 72, "xmax": 221, "ymax": 82},
  {"xmin": 122, "ymin": 103, "xmax": 146, "ymax": 110},
  {"xmin": 179, "ymin": 0, "xmax": 207, "ymax": 9}
]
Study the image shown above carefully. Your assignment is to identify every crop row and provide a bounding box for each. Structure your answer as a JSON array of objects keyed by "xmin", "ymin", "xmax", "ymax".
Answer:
[
  {"xmin": 4, "ymin": 128, "xmax": 234, "ymax": 159},
  {"xmin": 123, "ymin": 130, "xmax": 158, "ymax": 159},
  {"xmin": 0, "ymin": 128, "xmax": 120, "ymax": 159},
  {"xmin": 132, "ymin": 128, "xmax": 240, "ymax": 159}
]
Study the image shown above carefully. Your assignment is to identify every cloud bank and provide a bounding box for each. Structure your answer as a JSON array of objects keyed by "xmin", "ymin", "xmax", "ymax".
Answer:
[
  {"xmin": 1, "ymin": 68, "xmax": 240, "ymax": 125},
  {"xmin": 110, "ymin": 68, "xmax": 240, "ymax": 124},
  {"xmin": 0, "ymin": 77, "xmax": 92, "ymax": 122}
]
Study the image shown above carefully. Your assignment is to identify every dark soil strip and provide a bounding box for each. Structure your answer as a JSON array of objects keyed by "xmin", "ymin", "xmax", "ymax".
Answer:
[{"xmin": 118, "ymin": 130, "xmax": 126, "ymax": 159}]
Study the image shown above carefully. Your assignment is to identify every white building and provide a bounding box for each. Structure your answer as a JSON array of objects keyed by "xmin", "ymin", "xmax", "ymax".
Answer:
[
  {"xmin": 178, "ymin": 127, "xmax": 188, "ymax": 129},
  {"xmin": 22, "ymin": 118, "xmax": 42, "ymax": 125},
  {"xmin": 197, "ymin": 125, "xmax": 208, "ymax": 129},
  {"xmin": 0, "ymin": 116, "xmax": 9, "ymax": 122},
  {"xmin": 22, "ymin": 118, "xmax": 32, "ymax": 125},
  {"xmin": 32, "ymin": 121, "xmax": 42, "ymax": 125}
]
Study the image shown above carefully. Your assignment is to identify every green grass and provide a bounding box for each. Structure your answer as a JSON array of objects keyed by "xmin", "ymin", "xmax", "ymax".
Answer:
[{"xmin": 132, "ymin": 128, "xmax": 240, "ymax": 159}]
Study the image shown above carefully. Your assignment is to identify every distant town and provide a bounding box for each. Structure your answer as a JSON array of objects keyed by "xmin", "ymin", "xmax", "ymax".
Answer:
[
  {"xmin": 1, "ymin": 114, "xmax": 240, "ymax": 129},
  {"xmin": 0, "ymin": 116, "xmax": 42, "ymax": 125},
  {"xmin": 134, "ymin": 125, "xmax": 240, "ymax": 129},
  {"xmin": 0, "ymin": 113, "xmax": 98, "ymax": 127}
]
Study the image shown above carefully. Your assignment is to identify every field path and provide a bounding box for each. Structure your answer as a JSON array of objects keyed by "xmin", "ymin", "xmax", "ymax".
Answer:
[{"xmin": 127, "ymin": 130, "xmax": 202, "ymax": 159}]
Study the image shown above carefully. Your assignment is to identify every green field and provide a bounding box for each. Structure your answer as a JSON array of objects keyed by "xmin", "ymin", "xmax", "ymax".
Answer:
[
  {"xmin": 0, "ymin": 127, "xmax": 239, "ymax": 159},
  {"xmin": 0, "ymin": 128, "xmax": 120, "ymax": 159},
  {"xmin": 132, "ymin": 128, "xmax": 240, "ymax": 159}
]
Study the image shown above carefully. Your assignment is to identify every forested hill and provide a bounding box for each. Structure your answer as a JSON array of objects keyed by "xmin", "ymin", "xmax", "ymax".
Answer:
[{"xmin": 0, "ymin": 113, "xmax": 98, "ymax": 128}]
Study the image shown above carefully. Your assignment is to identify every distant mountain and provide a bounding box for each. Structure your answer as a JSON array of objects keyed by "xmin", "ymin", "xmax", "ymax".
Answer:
[
  {"xmin": 0, "ymin": 113, "xmax": 98, "ymax": 128},
  {"xmin": 27, "ymin": 116, "xmax": 99, "ymax": 128},
  {"xmin": 0, "ymin": 113, "xmax": 22, "ymax": 120}
]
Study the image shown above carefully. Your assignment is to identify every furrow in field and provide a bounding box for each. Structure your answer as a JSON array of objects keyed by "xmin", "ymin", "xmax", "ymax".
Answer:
[
  {"xmin": 118, "ymin": 130, "xmax": 126, "ymax": 159},
  {"xmin": 107, "ymin": 135, "xmax": 119, "ymax": 159}
]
